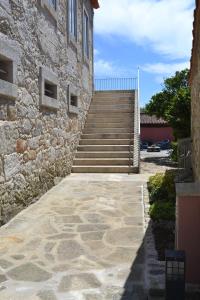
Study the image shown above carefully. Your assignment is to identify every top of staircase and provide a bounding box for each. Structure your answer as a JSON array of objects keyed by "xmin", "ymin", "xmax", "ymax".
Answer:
[{"xmin": 94, "ymin": 77, "xmax": 137, "ymax": 92}]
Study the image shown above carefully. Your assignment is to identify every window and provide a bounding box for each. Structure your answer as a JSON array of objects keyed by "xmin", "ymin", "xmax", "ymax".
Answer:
[
  {"xmin": 68, "ymin": 85, "xmax": 79, "ymax": 115},
  {"xmin": 83, "ymin": 10, "xmax": 89, "ymax": 58},
  {"xmin": 44, "ymin": 81, "xmax": 57, "ymax": 99},
  {"xmin": 70, "ymin": 94, "xmax": 78, "ymax": 107},
  {"xmin": 0, "ymin": 40, "xmax": 18, "ymax": 101},
  {"xmin": 69, "ymin": 0, "xmax": 77, "ymax": 39},
  {"xmin": 40, "ymin": 67, "xmax": 59, "ymax": 111},
  {"xmin": 0, "ymin": 58, "xmax": 13, "ymax": 83}
]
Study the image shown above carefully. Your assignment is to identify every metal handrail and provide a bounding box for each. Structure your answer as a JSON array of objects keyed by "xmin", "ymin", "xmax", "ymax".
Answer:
[
  {"xmin": 177, "ymin": 138, "xmax": 193, "ymax": 182},
  {"xmin": 94, "ymin": 77, "xmax": 137, "ymax": 91}
]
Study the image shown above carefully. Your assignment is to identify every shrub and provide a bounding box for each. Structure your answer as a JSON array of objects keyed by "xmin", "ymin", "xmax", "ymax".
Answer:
[
  {"xmin": 163, "ymin": 170, "xmax": 176, "ymax": 202},
  {"xmin": 171, "ymin": 142, "xmax": 178, "ymax": 162},
  {"xmin": 149, "ymin": 201, "xmax": 175, "ymax": 221},
  {"xmin": 148, "ymin": 170, "xmax": 176, "ymax": 203},
  {"xmin": 148, "ymin": 173, "xmax": 165, "ymax": 203}
]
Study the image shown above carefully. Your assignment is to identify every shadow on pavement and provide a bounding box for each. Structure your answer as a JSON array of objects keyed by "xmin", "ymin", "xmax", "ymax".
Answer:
[
  {"xmin": 119, "ymin": 239, "xmax": 148, "ymax": 300},
  {"xmin": 141, "ymin": 156, "xmax": 177, "ymax": 168}
]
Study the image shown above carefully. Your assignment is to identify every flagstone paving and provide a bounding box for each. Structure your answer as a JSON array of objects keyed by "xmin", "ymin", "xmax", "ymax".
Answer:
[{"xmin": 0, "ymin": 174, "xmax": 148, "ymax": 300}]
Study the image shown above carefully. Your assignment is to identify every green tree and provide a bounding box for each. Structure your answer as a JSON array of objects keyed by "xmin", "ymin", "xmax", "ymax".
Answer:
[{"xmin": 145, "ymin": 69, "xmax": 191, "ymax": 139}]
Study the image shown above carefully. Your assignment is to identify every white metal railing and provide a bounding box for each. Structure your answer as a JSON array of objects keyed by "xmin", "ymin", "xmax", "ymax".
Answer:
[
  {"xmin": 177, "ymin": 138, "xmax": 193, "ymax": 182},
  {"xmin": 94, "ymin": 77, "xmax": 137, "ymax": 91}
]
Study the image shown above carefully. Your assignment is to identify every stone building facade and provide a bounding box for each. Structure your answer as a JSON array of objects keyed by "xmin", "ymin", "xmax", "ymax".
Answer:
[
  {"xmin": 175, "ymin": 0, "xmax": 200, "ymax": 284},
  {"xmin": 0, "ymin": 0, "xmax": 99, "ymax": 223},
  {"xmin": 190, "ymin": 0, "xmax": 200, "ymax": 181}
]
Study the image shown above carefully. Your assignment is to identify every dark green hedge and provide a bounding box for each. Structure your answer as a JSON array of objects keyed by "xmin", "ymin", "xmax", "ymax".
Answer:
[{"xmin": 148, "ymin": 170, "xmax": 176, "ymax": 221}]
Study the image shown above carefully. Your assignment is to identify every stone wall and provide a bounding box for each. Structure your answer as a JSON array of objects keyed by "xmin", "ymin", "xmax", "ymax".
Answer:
[
  {"xmin": 190, "ymin": 2, "xmax": 200, "ymax": 182},
  {"xmin": 191, "ymin": 71, "xmax": 200, "ymax": 181},
  {"xmin": 0, "ymin": 0, "xmax": 94, "ymax": 223}
]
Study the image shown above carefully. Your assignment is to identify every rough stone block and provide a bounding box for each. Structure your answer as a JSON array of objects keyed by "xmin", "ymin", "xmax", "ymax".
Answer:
[
  {"xmin": 0, "ymin": 157, "xmax": 5, "ymax": 183},
  {"xmin": 0, "ymin": 122, "xmax": 18, "ymax": 155},
  {"xmin": 7, "ymin": 105, "xmax": 17, "ymax": 121},
  {"xmin": 40, "ymin": 0, "xmax": 58, "ymax": 22},
  {"xmin": 16, "ymin": 139, "xmax": 27, "ymax": 153},
  {"xmin": 4, "ymin": 153, "xmax": 21, "ymax": 181}
]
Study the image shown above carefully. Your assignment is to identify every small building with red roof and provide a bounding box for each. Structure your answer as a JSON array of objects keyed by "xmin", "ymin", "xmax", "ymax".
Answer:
[{"xmin": 140, "ymin": 113, "xmax": 174, "ymax": 143}]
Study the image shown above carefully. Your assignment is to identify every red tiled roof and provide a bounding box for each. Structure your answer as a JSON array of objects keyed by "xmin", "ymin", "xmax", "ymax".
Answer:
[
  {"xmin": 140, "ymin": 113, "xmax": 168, "ymax": 126},
  {"xmin": 190, "ymin": 0, "xmax": 200, "ymax": 84},
  {"xmin": 91, "ymin": 0, "xmax": 100, "ymax": 9}
]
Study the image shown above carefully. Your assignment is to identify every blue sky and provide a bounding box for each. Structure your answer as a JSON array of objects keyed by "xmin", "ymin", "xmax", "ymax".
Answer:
[{"xmin": 93, "ymin": 0, "xmax": 195, "ymax": 106}]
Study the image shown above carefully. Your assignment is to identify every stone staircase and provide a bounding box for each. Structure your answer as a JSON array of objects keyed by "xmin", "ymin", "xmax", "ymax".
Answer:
[{"xmin": 72, "ymin": 91, "xmax": 138, "ymax": 173}]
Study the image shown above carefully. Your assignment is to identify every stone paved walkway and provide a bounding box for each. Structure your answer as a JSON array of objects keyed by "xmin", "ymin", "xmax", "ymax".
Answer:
[{"xmin": 0, "ymin": 174, "xmax": 149, "ymax": 300}]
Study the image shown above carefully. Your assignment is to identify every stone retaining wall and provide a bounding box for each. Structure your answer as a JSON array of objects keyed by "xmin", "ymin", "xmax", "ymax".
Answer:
[{"xmin": 0, "ymin": 0, "xmax": 94, "ymax": 222}]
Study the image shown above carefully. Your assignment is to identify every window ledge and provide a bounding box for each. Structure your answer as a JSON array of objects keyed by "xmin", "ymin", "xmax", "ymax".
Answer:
[
  {"xmin": 69, "ymin": 104, "xmax": 79, "ymax": 114},
  {"xmin": 0, "ymin": 79, "xmax": 17, "ymax": 100},
  {"xmin": 41, "ymin": 0, "xmax": 57, "ymax": 22},
  {"xmin": 41, "ymin": 95, "xmax": 59, "ymax": 110}
]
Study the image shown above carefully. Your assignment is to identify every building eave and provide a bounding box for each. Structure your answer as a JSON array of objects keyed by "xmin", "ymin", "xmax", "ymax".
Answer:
[{"xmin": 91, "ymin": 0, "xmax": 100, "ymax": 9}]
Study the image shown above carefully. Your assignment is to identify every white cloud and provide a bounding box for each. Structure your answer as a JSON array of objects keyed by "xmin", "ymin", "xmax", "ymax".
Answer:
[
  {"xmin": 94, "ymin": 58, "xmax": 134, "ymax": 77},
  {"xmin": 94, "ymin": 59, "xmax": 115, "ymax": 77},
  {"xmin": 95, "ymin": 0, "xmax": 194, "ymax": 59},
  {"xmin": 142, "ymin": 61, "xmax": 190, "ymax": 75},
  {"xmin": 94, "ymin": 48, "xmax": 100, "ymax": 56}
]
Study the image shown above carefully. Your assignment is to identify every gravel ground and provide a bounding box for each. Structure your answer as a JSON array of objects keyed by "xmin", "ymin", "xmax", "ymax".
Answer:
[{"xmin": 140, "ymin": 150, "xmax": 178, "ymax": 174}]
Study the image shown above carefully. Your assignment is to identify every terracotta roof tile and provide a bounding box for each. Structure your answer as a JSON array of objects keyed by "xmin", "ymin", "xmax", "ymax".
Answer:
[
  {"xmin": 140, "ymin": 113, "xmax": 168, "ymax": 125},
  {"xmin": 90, "ymin": 0, "xmax": 100, "ymax": 9}
]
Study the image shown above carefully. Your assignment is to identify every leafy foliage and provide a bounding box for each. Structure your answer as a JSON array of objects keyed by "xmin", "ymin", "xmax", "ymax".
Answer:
[
  {"xmin": 148, "ymin": 170, "xmax": 176, "ymax": 204},
  {"xmin": 145, "ymin": 69, "xmax": 191, "ymax": 139},
  {"xmin": 148, "ymin": 170, "xmax": 176, "ymax": 221},
  {"xmin": 149, "ymin": 201, "xmax": 175, "ymax": 221},
  {"xmin": 170, "ymin": 142, "xmax": 178, "ymax": 162}
]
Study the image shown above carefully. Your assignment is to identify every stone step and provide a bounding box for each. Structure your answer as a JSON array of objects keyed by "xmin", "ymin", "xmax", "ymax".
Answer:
[
  {"xmin": 87, "ymin": 116, "xmax": 134, "ymax": 122},
  {"xmin": 77, "ymin": 145, "xmax": 132, "ymax": 151},
  {"xmin": 83, "ymin": 128, "xmax": 134, "ymax": 133},
  {"xmin": 90, "ymin": 108, "xmax": 134, "ymax": 113},
  {"xmin": 80, "ymin": 139, "xmax": 133, "ymax": 145},
  {"xmin": 94, "ymin": 92, "xmax": 135, "ymax": 98},
  {"xmin": 73, "ymin": 158, "xmax": 133, "ymax": 166},
  {"xmin": 90, "ymin": 104, "xmax": 134, "ymax": 110},
  {"xmin": 73, "ymin": 90, "xmax": 137, "ymax": 174},
  {"xmin": 81, "ymin": 133, "xmax": 134, "ymax": 139},
  {"xmin": 75, "ymin": 151, "xmax": 133, "ymax": 158},
  {"xmin": 72, "ymin": 165, "xmax": 136, "ymax": 173},
  {"xmin": 87, "ymin": 112, "xmax": 134, "ymax": 117},
  {"xmin": 92, "ymin": 99, "xmax": 134, "ymax": 105},
  {"xmin": 85, "ymin": 123, "xmax": 133, "ymax": 129}
]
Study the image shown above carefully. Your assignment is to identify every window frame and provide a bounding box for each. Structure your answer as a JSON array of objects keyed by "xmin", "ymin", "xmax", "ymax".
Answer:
[
  {"xmin": 68, "ymin": 85, "xmax": 79, "ymax": 115},
  {"xmin": 68, "ymin": 0, "xmax": 77, "ymax": 43},
  {"xmin": 39, "ymin": 67, "xmax": 59, "ymax": 111},
  {"xmin": 83, "ymin": 7, "xmax": 90, "ymax": 62},
  {"xmin": 0, "ymin": 40, "xmax": 18, "ymax": 101}
]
